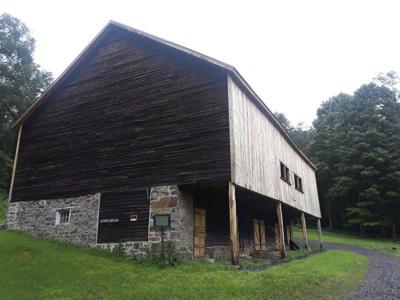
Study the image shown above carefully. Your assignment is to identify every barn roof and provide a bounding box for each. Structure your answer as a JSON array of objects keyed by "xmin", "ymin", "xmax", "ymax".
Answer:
[{"xmin": 15, "ymin": 20, "xmax": 316, "ymax": 170}]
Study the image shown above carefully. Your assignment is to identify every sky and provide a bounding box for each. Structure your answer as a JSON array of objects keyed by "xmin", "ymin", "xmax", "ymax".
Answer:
[{"xmin": 2, "ymin": 0, "xmax": 400, "ymax": 126}]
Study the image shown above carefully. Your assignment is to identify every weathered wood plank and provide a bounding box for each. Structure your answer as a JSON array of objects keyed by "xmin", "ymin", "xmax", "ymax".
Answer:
[
  {"xmin": 12, "ymin": 29, "xmax": 230, "ymax": 202},
  {"xmin": 228, "ymin": 75, "xmax": 321, "ymax": 218},
  {"xmin": 8, "ymin": 125, "xmax": 22, "ymax": 203},
  {"xmin": 228, "ymin": 182, "xmax": 239, "ymax": 265},
  {"xmin": 317, "ymin": 218, "xmax": 324, "ymax": 250},
  {"xmin": 97, "ymin": 189, "xmax": 149, "ymax": 243},
  {"xmin": 301, "ymin": 212, "xmax": 311, "ymax": 250},
  {"xmin": 276, "ymin": 202, "xmax": 286, "ymax": 258}
]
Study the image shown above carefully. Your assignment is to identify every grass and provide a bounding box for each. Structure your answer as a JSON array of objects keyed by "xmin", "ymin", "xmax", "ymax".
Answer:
[
  {"xmin": 0, "ymin": 231, "xmax": 368, "ymax": 300},
  {"xmin": 294, "ymin": 228, "xmax": 400, "ymax": 256}
]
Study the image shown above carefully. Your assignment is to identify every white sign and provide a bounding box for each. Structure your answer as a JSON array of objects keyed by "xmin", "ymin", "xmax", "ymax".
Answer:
[{"xmin": 100, "ymin": 218, "xmax": 119, "ymax": 223}]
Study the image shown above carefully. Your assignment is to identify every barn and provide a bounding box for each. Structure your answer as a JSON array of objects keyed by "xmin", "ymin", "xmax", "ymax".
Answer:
[{"xmin": 6, "ymin": 21, "xmax": 322, "ymax": 264}]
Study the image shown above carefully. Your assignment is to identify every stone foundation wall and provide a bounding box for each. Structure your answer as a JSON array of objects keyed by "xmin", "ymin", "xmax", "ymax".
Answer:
[
  {"xmin": 97, "ymin": 186, "xmax": 194, "ymax": 258},
  {"xmin": 6, "ymin": 186, "xmax": 195, "ymax": 259},
  {"xmin": 6, "ymin": 194, "xmax": 100, "ymax": 246}
]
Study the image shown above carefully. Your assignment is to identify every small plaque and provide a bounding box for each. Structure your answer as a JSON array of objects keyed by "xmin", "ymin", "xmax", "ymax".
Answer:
[
  {"xmin": 130, "ymin": 214, "xmax": 138, "ymax": 222},
  {"xmin": 100, "ymin": 218, "xmax": 119, "ymax": 223},
  {"xmin": 154, "ymin": 214, "xmax": 170, "ymax": 228}
]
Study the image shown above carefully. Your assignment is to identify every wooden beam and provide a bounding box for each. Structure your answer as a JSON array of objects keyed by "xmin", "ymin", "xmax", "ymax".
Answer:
[
  {"xmin": 228, "ymin": 182, "xmax": 239, "ymax": 265},
  {"xmin": 301, "ymin": 212, "xmax": 311, "ymax": 250},
  {"xmin": 317, "ymin": 218, "xmax": 324, "ymax": 250},
  {"xmin": 276, "ymin": 202, "xmax": 286, "ymax": 258},
  {"xmin": 274, "ymin": 223, "xmax": 280, "ymax": 250},
  {"xmin": 8, "ymin": 125, "xmax": 22, "ymax": 204},
  {"xmin": 286, "ymin": 225, "xmax": 291, "ymax": 246}
]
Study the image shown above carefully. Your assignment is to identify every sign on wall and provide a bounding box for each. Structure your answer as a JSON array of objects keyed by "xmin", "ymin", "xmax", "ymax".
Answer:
[{"xmin": 154, "ymin": 214, "xmax": 170, "ymax": 228}]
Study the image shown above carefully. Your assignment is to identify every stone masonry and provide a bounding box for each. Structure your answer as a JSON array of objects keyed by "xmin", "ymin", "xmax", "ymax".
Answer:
[
  {"xmin": 6, "ymin": 194, "xmax": 100, "ymax": 246},
  {"xmin": 6, "ymin": 186, "xmax": 194, "ymax": 259}
]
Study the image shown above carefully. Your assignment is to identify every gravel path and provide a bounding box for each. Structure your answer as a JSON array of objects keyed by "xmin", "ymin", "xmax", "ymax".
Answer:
[{"xmin": 315, "ymin": 241, "xmax": 400, "ymax": 300}]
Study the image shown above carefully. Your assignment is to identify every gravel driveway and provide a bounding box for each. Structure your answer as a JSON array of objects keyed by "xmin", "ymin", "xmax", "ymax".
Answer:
[{"xmin": 321, "ymin": 242, "xmax": 400, "ymax": 300}]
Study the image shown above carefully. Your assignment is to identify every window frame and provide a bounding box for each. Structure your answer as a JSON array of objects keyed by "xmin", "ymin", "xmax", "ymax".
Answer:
[
  {"xmin": 55, "ymin": 209, "xmax": 71, "ymax": 225},
  {"xmin": 280, "ymin": 162, "xmax": 291, "ymax": 185},
  {"xmin": 294, "ymin": 173, "xmax": 304, "ymax": 193}
]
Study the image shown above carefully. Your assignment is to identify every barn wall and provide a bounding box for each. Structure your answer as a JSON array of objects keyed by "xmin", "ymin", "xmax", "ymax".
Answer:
[
  {"xmin": 12, "ymin": 27, "xmax": 230, "ymax": 202},
  {"xmin": 97, "ymin": 190, "xmax": 150, "ymax": 243},
  {"xmin": 6, "ymin": 194, "xmax": 100, "ymax": 245},
  {"xmin": 228, "ymin": 76, "xmax": 321, "ymax": 218},
  {"xmin": 97, "ymin": 185, "xmax": 194, "ymax": 259}
]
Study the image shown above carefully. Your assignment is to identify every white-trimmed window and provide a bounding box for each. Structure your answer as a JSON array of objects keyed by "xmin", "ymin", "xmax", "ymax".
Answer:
[{"xmin": 55, "ymin": 209, "xmax": 71, "ymax": 225}]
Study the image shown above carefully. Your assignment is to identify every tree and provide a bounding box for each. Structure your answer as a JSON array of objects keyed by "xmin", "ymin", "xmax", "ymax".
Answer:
[
  {"xmin": 0, "ymin": 13, "xmax": 52, "ymax": 199},
  {"xmin": 274, "ymin": 112, "xmax": 313, "ymax": 154},
  {"xmin": 309, "ymin": 76, "xmax": 400, "ymax": 238}
]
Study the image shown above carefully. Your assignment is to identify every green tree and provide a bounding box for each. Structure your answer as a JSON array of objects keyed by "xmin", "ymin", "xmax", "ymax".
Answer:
[
  {"xmin": 309, "ymin": 76, "xmax": 400, "ymax": 238},
  {"xmin": 274, "ymin": 112, "xmax": 313, "ymax": 154},
  {"xmin": 0, "ymin": 13, "xmax": 52, "ymax": 201}
]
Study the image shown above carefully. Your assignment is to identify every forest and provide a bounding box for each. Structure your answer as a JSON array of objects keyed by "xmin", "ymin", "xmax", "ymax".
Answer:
[
  {"xmin": 276, "ymin": 72, "xmax": 400, "ymax": 239},
  {"xmin": 0, "ymin": 13, "xmax": 399, "ymax": 238}
]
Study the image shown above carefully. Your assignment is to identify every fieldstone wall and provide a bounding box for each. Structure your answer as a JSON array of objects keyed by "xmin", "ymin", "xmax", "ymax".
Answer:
[
  {"xmin": 97, "ymin": 186, "xmax": 194, "ymax": 259},
  {"xmin": 149, "ymin": 185, "xmax": 194, "ymax": 259},
  {"xmin": 6, "ymin": 194, "xmax": 100, "ymax": 246},
  {"xmin": 6, "ymin": 186, "xmax": 195, "ymax": 259}
]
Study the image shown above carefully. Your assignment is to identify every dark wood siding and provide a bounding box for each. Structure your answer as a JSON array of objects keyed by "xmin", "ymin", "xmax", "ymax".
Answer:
[
  {"xmin": 97, "ymin": 190, "xmax": 149, "ymax": 243},
  {"xmin": 12, "ymin": 27, "xmax": 230, "ymax": 202}
]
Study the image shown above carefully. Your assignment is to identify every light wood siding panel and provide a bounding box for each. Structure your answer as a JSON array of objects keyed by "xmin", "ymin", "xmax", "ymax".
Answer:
[{"xmin": 228, "ymin": 76, "xmax": 321, "ymax": 218}]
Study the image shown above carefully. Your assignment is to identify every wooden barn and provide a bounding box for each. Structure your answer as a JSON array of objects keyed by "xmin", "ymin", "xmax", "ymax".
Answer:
[{"xmin": 6, "ymin": 21, "xmax": 322, "ymax": 264}]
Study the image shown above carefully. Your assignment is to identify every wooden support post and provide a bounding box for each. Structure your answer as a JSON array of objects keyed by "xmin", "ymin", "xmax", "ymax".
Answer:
[
  {"xmin": 160, "ymin": 227, "xmax": 165, "ymax": 265},
  {"xmin": 276, "ymin": 202, "xmax": 286, "ymax": 258},
  {"xmin": 8, "ymin": 125, "xmax": 22, "ymax": 204},
  {"xmin": 301, "ymin": 212, "xmax": 311, "ymax": 250},
  {"xmin": 228, "ymin": 182, "xmax": 239, "ymax": 265},
  {"xmin": 317, "ymin": 218, "xmax": 324, "ymax": 250},
  {"xmin": 274, "ymin": 223, "xmax": 280, "ymax": 250}
]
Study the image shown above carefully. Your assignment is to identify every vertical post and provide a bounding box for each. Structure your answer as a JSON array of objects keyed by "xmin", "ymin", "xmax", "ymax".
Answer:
[
  {"xmin": 160, "ymin": 227, "xmax": 165, "ymax": 265},
  {"xmin": 8, "ymin": 125, "xmax": 22, "ymax": 204},
  {"xmin": 276, "ymin": 202, "xmax": 286, "ymax": 258},
  {"xmin": 301, "ymin": 212, "xmax": 311, "ymax": 250},
  {"xmin": 317, "ymin": 218, "xmax": 324, "ymax": 250},
  {"xmin": 274, "ymin": 223, "xmax": 280, "ymax": 250},
  {"xmin": 228, "ymin": 182, "xmax": 239, "ymax": 265}
]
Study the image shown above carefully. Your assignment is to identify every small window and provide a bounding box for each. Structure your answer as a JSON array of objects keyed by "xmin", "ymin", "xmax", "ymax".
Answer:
[
  {"xmin": 294, "ymin": 174, "xmax": 303, "ymax": 192},
  {"xmin": 55, "ymin": 209, "xmax": 70, "ymax": 225},
  {"xmin": 280, "ymin": 162, "xmax": 290, "ymax": 184}
]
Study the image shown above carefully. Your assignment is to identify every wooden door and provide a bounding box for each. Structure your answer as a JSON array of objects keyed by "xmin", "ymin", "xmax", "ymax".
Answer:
[
  {"xmin": 194, "ymin": 208, "xmax": 206, "ymax": 257},
  {"xmin": 253, "ymin": 219, "xmax": 267, "ymax": 251}
]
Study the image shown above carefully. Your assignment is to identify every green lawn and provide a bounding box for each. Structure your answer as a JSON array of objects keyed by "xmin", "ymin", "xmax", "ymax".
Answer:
[
  {"xmin": 295, "ymin": 228, "xmax": 400, "ymax": 256},
  {"xmin": 0, "ymin": 231, "xmax": 368, "ymax": 300}
]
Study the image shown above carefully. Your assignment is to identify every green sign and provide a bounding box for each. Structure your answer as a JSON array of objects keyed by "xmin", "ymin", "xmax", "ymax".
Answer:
[{"xmin": 154, "ymin": 214, "xmax": 170, "ymax": 228}]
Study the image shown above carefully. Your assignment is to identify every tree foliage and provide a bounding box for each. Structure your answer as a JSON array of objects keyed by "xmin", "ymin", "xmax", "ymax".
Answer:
[
  {"xmin": 308, "ymin": 74, "xmax": 400, "ymax": 238},
  {"xmin": 276, "ymin": 72, "xmax": 400, "ymax": 238},
  {"xmin": 0, "ymin": 13, "xmax": 52, "ymax": 199}
]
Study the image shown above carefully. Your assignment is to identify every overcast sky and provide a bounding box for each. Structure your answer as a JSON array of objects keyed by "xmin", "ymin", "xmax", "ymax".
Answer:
[{"xmin": 2, "ymin": 0, "xmax": 400, "ymax": 126}]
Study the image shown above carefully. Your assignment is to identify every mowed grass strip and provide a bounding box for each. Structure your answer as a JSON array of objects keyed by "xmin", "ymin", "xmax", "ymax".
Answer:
[
  {"xmin": 0, "ymin": 231, "xmax": 368, "ymax": 300},
  {"xmin": 294, "ymin": 228, "xmax": 400, "ymax": 256}
]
